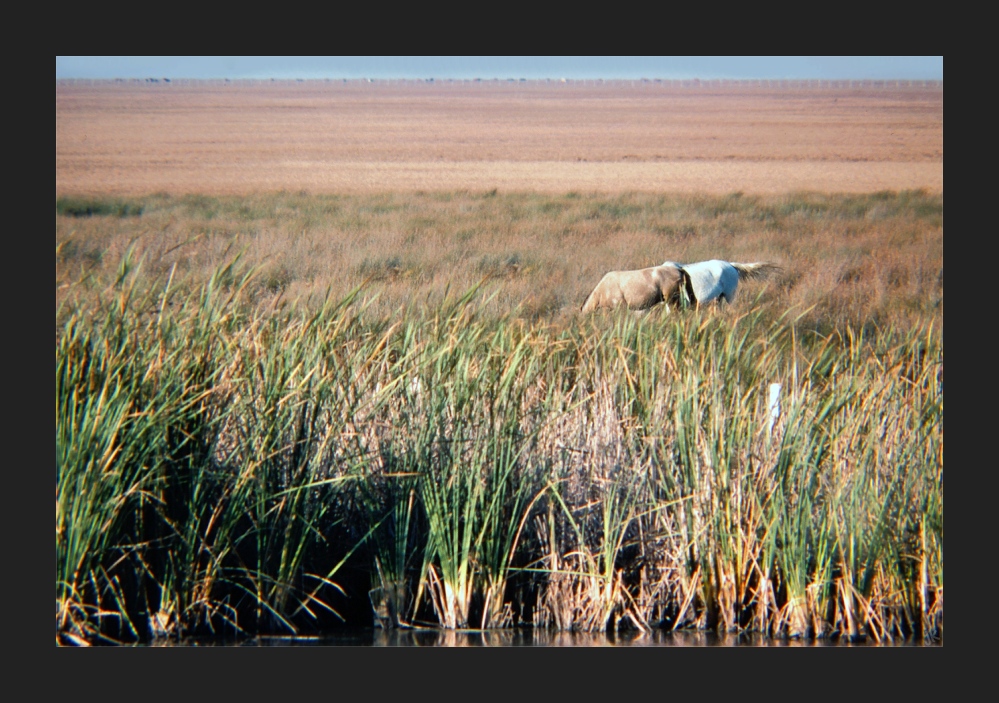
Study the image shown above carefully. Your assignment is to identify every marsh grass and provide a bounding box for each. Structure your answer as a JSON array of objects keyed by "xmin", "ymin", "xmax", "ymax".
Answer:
[
  {"xmin": 55, "ymin": 192, "xmax": 942, "ymax": 643},
  {"xmin": 56, "ymin": 190, "xmax": 942, "ymax": 333}
]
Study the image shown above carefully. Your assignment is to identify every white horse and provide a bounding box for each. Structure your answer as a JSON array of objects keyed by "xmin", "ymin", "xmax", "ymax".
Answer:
[
  {"xmin": 660, "ymin": 260, "xmax": 780, "ymax": 306},
  {"xmin": 582, "ymin": 264, "xmax": 693, "ymax": 313}
]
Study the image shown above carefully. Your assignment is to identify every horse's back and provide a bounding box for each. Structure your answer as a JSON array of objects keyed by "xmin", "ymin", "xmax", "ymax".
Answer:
[
  {"xmin": 582, "ymin": 264, "xmax": 682, "ymax": 312},
  {"xmin": 684, "ymin": 260, "xmax": 737, "ymax": 302},
  {"xmin": 658, "ymin": 259, "xmax": 778, "ymax": 305},
  {"xmin": 619, "ymin": 266, "xmax": 669, "ymax": 310}
]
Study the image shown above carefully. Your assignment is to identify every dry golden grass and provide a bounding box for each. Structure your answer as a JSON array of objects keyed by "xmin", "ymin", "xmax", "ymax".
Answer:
[
  {"xmin": 56, "ymin": 81, "xmax": 943, "ymax": 332},
  {"xmin": 56, "ymin": 190, "xmax": 942, "ymax": 334}
]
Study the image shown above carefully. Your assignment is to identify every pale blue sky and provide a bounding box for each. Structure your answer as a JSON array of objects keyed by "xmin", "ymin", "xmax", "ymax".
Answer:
[{"xmin": 55, "ymin": 56, "xmax": 943, "ymax": 81}]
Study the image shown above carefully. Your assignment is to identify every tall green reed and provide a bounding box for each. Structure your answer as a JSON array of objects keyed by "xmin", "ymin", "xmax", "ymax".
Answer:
[{"xmin": 57, "ymin": 258, "xmax": 942, "ymax": 642}]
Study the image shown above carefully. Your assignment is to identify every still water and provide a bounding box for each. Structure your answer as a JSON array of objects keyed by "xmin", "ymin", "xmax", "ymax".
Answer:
[{"xmin": 156, "ymin": 628, "xmax": 938, "ymax": 647}]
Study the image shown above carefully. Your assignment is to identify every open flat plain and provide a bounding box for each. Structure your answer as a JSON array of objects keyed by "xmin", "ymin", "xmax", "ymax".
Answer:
[{"xmin": 56, "ymin": 80, "xmax": 943, "ymax": 196}]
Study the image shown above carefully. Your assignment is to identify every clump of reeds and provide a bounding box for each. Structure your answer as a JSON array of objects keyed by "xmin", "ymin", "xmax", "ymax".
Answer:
[{"xmin": 56, "ymin": 197, "xmax": 942, "ymax": 644}]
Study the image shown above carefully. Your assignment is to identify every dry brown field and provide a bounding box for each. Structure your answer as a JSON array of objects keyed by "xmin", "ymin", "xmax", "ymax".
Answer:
[{"xmin": 56, "ymin": 80, "xmax": 942, "ymax": 196}]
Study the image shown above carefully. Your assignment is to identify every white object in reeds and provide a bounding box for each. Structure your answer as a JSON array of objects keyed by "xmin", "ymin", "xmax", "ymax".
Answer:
[{"xmin": 768, "ymin": 383, "xmax": 782, "ymax": 436}]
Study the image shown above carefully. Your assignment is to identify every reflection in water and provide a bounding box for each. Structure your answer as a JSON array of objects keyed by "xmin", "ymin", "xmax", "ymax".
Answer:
[{"xmin": 225, "ymin": 628, "xmax": 935, "ymax": 647}]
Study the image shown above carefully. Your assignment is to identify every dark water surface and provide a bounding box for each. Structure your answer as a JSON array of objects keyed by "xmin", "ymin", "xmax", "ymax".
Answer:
[{"xmin": 152, "ymin": 628, "xmax": 939, "ymax": 647}]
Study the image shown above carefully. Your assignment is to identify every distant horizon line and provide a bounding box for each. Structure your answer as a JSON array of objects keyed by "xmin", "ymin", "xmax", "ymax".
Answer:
[{"xmin": 56, "ymin": 77, "xmax": 944, "ymax": 86}]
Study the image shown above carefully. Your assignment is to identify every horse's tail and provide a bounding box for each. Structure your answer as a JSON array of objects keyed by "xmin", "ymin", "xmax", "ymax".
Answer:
[
  {"xmin": 730, "ymin": 262, "xmax": 781, "ymax": 281},
  {"xmin": 676, "ymin": 264, "xmax": 696, "ymax": 308},
  {"xmin": 659, "ymin": 263, "xmax": 695, "ymax": 308}
]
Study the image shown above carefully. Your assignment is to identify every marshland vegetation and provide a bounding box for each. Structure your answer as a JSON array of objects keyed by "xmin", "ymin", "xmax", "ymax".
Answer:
[{"xmin": 56, "ymin": 190, "xmax": 942, "ymax": 644}]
